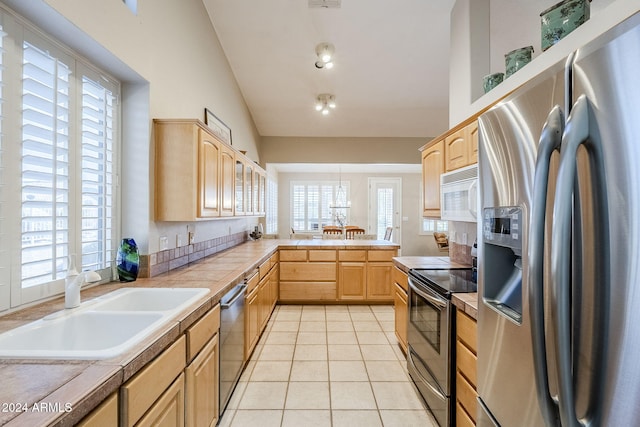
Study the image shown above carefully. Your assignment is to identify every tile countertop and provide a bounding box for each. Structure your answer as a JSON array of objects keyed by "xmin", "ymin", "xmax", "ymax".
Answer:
[
  {"xmin": 392, "ymin": 255, "xmax": 478, "ymax": 320},
  {"xmin": 0, "ymin": 239, "xmax": 399, "ymax": 427}
]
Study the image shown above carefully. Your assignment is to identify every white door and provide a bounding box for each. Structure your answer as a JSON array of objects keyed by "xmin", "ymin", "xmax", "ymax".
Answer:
[{"xmin": 368, "ymin": 178, "xmax": 402, "ymax": 249}]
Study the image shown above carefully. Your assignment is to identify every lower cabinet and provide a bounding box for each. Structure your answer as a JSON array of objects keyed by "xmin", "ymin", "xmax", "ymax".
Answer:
[
  {"xmin": 120, "ymin": 336, "xmax": 187, "ymax": 427},
  {"xmin": 456, "ymin": 310, "xmax": 478, "ymax": 426},
  {"xmin": 137, "ymin": 373, "xmax": 185, "ymax": 427},
  {"xmin": 120, "ymin": 303, "xmax": 221, "ymax": 427},
  {"xmin": 245, "ymin": 254, "xmax": 279, "ymax": 361},
  {"xmin": 185, "ymin": 335, "xmax": 219, "ymax": 427},
  {"xmin": 337, "ymin": 250, "xmax": 396, "ymax": 302},
  {"xmin": 392, "ymin": 266, "xmax": 408, "ymax": 353},
  {"xmin": 77, "ymin": 392, "xmax": 118, "ymax": 426}
]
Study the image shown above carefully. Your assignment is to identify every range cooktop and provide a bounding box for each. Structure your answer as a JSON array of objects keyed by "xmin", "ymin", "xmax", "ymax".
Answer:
[{"xmin": 409, "ymin": 268, "xmax": 477, "ymax": 297}]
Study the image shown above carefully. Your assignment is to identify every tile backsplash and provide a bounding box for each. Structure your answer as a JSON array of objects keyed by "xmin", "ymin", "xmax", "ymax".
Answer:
[
  {"xmin": 139, "ymin": 231, "xmax": 248, "ymax": 278},
  {"xmin": 449, "ymin": 221, "xmax": 478, "ymax": 266}
]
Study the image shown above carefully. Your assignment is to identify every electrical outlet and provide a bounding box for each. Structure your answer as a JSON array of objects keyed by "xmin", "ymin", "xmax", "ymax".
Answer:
[
  {"xmin": 462, "ymin": 233, "xmax": 468, "ymax": 245},
  {"xmin": 159, "ymin": 236, "xmax": 168, "ymax": 251},
  {"xmin": 188, "ymin": 231, "xmax": 195, "ymax": 245},
  {"xmin": 176, "ymin": 234, "xmax": 183, "ymax": 247},
  {"xmin": 450, "ymin": 231, "xmax": 456, "ymax": 243}
]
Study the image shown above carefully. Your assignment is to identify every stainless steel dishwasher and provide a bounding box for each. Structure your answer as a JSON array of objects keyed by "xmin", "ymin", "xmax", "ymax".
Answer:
[{"xmin": 219, "ymin": 282, "xmax": 247, "ymax": 414}]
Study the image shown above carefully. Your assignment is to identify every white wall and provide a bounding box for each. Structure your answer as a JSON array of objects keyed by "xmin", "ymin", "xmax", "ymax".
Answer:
[
  {"xmin": 276, "ymin": 171, "xmax": 441, "ymax": 256},
  {"xmin": 3, "ymin": 0, "xmax": 262, "ymax": 254}
]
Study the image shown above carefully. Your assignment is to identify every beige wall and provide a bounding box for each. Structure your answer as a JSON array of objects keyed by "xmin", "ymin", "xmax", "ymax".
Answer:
[{"xmin": 261, "ymin": 137, "xmax": 428, "ymax": 165}]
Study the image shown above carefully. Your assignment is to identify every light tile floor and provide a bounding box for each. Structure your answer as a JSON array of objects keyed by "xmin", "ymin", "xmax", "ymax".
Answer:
[{"xmin": 219, "ymin": 304, "xmax": 438, "ymax": 427}]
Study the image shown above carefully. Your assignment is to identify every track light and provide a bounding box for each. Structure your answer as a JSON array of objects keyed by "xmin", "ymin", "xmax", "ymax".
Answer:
[
  {"xmin": 315, "ymin": 42, "xmax": 335, "ymax": 69},
  {"xmin": 315, "ymin": 94, "xmax": 336, "ymax": 115}
]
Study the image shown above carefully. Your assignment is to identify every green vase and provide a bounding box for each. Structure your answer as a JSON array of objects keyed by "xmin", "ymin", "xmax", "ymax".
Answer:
[{"xmin": 116, "ymin": 238, "xmax": 139, "ymax": 282}]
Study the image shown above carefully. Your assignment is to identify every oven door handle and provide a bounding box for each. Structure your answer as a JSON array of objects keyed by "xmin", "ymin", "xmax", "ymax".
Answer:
[
  {"xmin": 408, "ymin": 349, "xmax": 446, "ymax": 399},
  {"xmin": 408, "ymin": 277, "xmax": 447, "ymax": 308}
]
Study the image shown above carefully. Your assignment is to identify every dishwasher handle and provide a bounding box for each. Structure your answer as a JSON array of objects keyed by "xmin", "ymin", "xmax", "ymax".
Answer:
[{"xmin": 221, "ymin": 284, "xmax": 247, "ymax": 309}]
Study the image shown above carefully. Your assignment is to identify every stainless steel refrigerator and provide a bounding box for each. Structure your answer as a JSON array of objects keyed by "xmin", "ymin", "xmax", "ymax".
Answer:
[{"xmin": 477, "ymin": 11, "xmax": 640, "ymax": 427}]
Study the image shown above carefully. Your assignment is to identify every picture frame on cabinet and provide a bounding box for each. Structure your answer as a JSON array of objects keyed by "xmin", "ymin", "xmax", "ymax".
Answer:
[{"xmin": 204, "ymin": 108, "xmax": 232, "ymax": 145}]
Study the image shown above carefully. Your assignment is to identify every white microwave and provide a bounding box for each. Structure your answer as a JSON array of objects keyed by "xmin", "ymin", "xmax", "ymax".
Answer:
[{"xmin": 440, "ymin": 164, "xmax": 478, "ymax": 222}]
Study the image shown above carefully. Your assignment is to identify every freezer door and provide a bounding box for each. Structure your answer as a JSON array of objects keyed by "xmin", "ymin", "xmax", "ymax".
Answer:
[
  {"xmin": 567, "ymin": 11, "xmax": 640, "ymax": 426},
  {"xmin": 477, "ymin": 60, "xmax": 566, "ymax": 426}
]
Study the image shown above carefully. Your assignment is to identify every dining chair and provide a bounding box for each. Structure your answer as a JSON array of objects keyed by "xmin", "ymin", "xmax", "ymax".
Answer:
[
  {"xmin": 345, "ymin": 228, "xmax": 366, "ymax": 239},
  {"xmin": 433, "ymin": 232, "xmax": 449, "ymax": 251},
  {"xmin": 383, "ymin": 227, "xmax": 393, "ymax": 241},
  {"xmin": 323, "ymin": 228, "xmax": 343, "ymax": 236}
]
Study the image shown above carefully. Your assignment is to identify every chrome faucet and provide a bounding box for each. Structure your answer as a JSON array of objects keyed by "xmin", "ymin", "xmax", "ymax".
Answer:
[{"xmin": 65, "ymin": 255, "xmax": 102, "ymax": 309}]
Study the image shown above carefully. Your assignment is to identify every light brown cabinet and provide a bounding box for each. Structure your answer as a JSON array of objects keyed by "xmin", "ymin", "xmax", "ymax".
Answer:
[
  {"xmin": 154, "ymin": 119, "xmax": 265, "ymax": 221},
  {"xmin": 421, "ymin": 139, "xmax": 445, "ymax": 218},
  {"xmin": 185, "ymin": 304, "xmax": 220, "ymax": 427},
  {"xmin": 245, "ymin": 253, "xmax": 279, "ymax": 360},
  {"xmin": 136, "ymin": 373, "xmax": 185, "ymax": 427},
  {"xmin": 279, "ymin": 249, "xmax": 338, "ymax": 302},
  {"xmin": 445, "ymin": 122, "xmax": 478, "ymax": 172},
  {"xmin": 337, "ymin": 250, "xmax": 396, "ymax": 302},
  {"xmin": 420, "ymin": 119, "xmax": 479, "ymax": 219},
  {"xmin": 120, "ymin": 336, "xmax": 187, "ymax": 426},
  {"xmin": 392, "ymin": 266, "xmax": 409, "ymax": 353},
  {"xmin": 77, "ymin": 392, "xmax": 118, "ymax": 426},
  {"xmin": 456, "ymin": 310, "xmax": 478, "ymax": 426},
  {"xmin": 220, "ymin": 144, "xmax": 235, "ymax": 217}
]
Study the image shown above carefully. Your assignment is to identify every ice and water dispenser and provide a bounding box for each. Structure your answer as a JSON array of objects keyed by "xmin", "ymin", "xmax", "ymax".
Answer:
[{"xmin": 482, "ymin": 207, "xmax": 523, "ymax": 324}]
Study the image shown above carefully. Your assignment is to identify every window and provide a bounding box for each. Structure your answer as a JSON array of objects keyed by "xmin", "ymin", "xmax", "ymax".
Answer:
[
  {"xmin": 291, "ymin": 181, "xmax": 349, "ymax": 232},
  {"xmin": 0, "ymin": 8, "xmax": 120, "ymax": 309},
  {"xmin": 265, "ymin": 176, "xmax": 278, "ymax": 235},
  {"xmin": 421, "ymin": 219, "xmax": 448, "ymax": 234}
]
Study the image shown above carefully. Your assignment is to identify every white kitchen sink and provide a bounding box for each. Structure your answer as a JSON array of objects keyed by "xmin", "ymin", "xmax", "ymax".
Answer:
[{"xmin": 0, "ymin": 287, "xmax": 210, "ymax": 360}]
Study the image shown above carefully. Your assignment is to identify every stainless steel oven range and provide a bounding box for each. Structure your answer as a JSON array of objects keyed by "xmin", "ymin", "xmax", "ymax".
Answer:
[{"xmin": 407, "ymin": 268, "xmax": 476, "ymax": 427}]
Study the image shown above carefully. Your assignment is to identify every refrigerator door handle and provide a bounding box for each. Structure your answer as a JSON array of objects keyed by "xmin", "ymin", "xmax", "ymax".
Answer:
[
  {"xmin": 552, "ymin": 95, "xmax": 610, "ymax": 427},
  {"xmin": 529, "ymin": 105, "xmax": 564, "ymax": 427}
]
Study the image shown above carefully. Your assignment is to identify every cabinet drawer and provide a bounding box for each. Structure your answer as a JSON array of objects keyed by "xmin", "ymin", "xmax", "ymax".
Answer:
[
  {"xmin": 367, "ymin": 250, "xmax": 396, "ymax": 262},
  {"xmin": 186, "ymin": 304, "xmax": 220, "ymax": 362},
  {"xmin": 456, "ymin": 310, "xmax": 477, "ymax": 354},
  {"xmin": 338, "ymin": 250, "xmax": 366, "ymax": 261},
  {"xmin": 279, "ymin": 249, "xmax": 307, "ymax": 262},
  {"xmin": 456, "ymin": 339, "xmax": 477, "ymax": 387},
  {"xmin": 259, "ymin": 259, "xmax": 271, "ymax": 279},
  {"xmin": 392, "ymin": 266, "xmax": 408, "ymax": 291},
  {"xmin": 308, "ymin": 250, "xmax": 336, "ymax": 262},
  {"xmin": 270, "ymin": 251, "xmax": 279, "ymax": 265},
  {"xmin": 456, "ymin": 401, "xmax": 476, "ymax": 427},
  {"xmin": 279, "ymin": 281, "xmax": 336, "ymax": 301},
  {"xmin": 280, "ymin": 262, "xmax": 336, "ymax": 281},
  {"xmin": 246, "ymin": 271, "xmax": 259, "ymax": 293},
  {"xmin": 121, "ymin": 336, "xmax": 186, "ymax": 426},
  {"xmin": 456, "ymin": 371, "xmax": 477, "ymax": 423},
  {"xmin": 77, "ymin": 392, "xmax": 118, "ymax": 427}
]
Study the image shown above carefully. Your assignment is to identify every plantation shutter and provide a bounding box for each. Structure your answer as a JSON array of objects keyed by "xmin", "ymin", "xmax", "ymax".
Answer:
[{"xmin": 20, "ymin": 39, "xmax": 71, "ymax": 288}]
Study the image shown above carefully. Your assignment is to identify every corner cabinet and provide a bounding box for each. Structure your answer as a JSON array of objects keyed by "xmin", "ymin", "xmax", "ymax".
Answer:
[{"xmin": 154, "ymin": 119, "xmax": 265, "ymax": 221}]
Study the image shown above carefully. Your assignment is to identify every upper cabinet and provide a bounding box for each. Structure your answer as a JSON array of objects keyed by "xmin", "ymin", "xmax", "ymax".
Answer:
[
  {"xmin": 421, "ymin": 139, "xmax": 444, "ymax": 218},
  {"xmin": 445, "ymin": 121, "xmax": 478, "ymax": 172},
  {"xmin": 154, "ymin": 119, "xmax": 265, "ymax": 221},
  {"xmin": 421, "ymin": 119, "xmax": 478, "ymax": 219}
]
